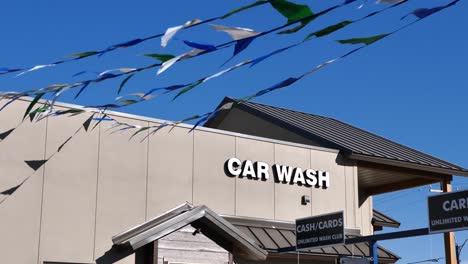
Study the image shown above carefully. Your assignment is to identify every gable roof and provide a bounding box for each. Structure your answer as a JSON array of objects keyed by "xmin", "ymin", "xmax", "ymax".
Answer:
[
  {"xmin": 113, "ymin": 202, "xmax": 268, "ymax": 261},
  {"xmin": 205, "ymin": 97, "xmax": 468, "ymax": 177}
]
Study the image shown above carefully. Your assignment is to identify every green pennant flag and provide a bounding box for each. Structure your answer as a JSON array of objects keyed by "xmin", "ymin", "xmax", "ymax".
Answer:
[
  {"xmin": 221, "ymin": 1, "xmax": 269, "ymax": 19},
  {"xmin": 117, "ymin": 99, "xmax": 138, "ymax": 106},
  {"xmin": 130, "ymin": 127, "xmax": 150, "ymax": 140},
  {"xmin": 143, "ymin": 54, "xmax": 175, "ymax": 63},
  {"xmin": 57, "ymin": 108, "xmax": 85, "ymax": 116},
  {"xmin": 172, "ymin": 80, "xmax": 204, "ymax": 101},
  {"xmin": 68, "ymin": 51, "xmax": 100, "ymax": 59},
  {"xmin": 29, "ymin": 105, "xmax": 50, "ymax": 121},
  {"xmin": 337, "ymin": 33, "xmax": 390, "ymax": 45},
  {"xmin": 23, "ymin": 93, "xmax": 45, "ymax": 120},
  {"xmin": 118, "ymin": 74, "xmax": 135, "ymax": 94},
  {"xmin": 304, "ymin": 20, "xmax": 353, "ymax": 41},
  {"xmin": 270, "ymin": 0, "xmax": 314, "ymax": 34}
]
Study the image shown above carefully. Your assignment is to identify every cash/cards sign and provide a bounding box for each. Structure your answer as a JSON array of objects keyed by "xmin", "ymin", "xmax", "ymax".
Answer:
[
  {"xmin": 295, "ymin": 211, "xmax": 345, "ymax": 250},
  {"xmin": 428, "ymin": 189, "xmax": 468, "ymax": 233}
]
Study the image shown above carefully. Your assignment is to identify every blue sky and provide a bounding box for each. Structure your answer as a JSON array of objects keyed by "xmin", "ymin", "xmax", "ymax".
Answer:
[{"xmin": 1, "ymin": 0, "xmax": 467, "ymax": 262}]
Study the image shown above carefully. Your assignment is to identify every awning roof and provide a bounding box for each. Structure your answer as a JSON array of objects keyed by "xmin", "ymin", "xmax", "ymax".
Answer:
[
  {"xmin": 224, "ymin": 215, "xmax": 400, "ymax": 263},
  {"xmin": 373, "ymin": 210, "xmax": 400, "ymax": 229},
  {"xmin": 112, "ymin": 203, "xmax": 268, "ymax": 261}
]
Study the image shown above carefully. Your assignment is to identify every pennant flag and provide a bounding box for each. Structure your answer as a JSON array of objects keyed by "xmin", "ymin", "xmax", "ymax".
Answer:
[
  {"xmin": 0, "ymin": 184, "xmax": 21, "ymax": 196},
  {"xmin": 16, "ymin": 64, "xmax": 56, "ymax": 77},
  {"xmin": 337, "ymin": 33, "xmax": 390, "ymax": 45},
  {"xmin": 211, "ymin": 24, "xmax": 261, "ymax": 63},
  {"xmin": 23, "ymin": 93, "xmax": 45, "ymax": 120},
  {"xmin": 204, "ymin": 60, "xmax": 251, "ymax": 82},
  {"xmin": 402, "ymin": 0, "xmax": 459, "ymax": 20},
  {"xmin": 130, "ymin": 126, "xmax": 150, "ymax": 140},
  {"xmin": 55, "ymin": 108, "xmax": 85, "ymax": 116},
  {"xmin": 116, "ymin": 93, "xmax": 154, "ymax": 102},
  {"xmin": 189, "ymin": 114, "xmax": 211, "ymax": 132},
  {"xmin": 377, "ymin": 0, "xmax": 404, "ymax": 3},
  {"xmin": 173, "ymin": 80, "xmax": 204, "ymax": 101},
  {"xmin": 0, "ymin": 68, "xmax": 21, "ymax": 75},
  {"xmin": 161, "ymin": 19, "xmax": 202, "ymax": 48},
  {"xmin": 98, "ymin": 68, "xmax": 136, "ymax": 76},
  {"xmin": 118, "ymin": 74, "xmax": 135, "ymax": 94},
  {"xmin": 183, "ymin": 40, "xmax": 217, "ymax": 51},
  {"xmin": 241, "ymin": 77, "xmax": 300, "ymax": 101},
  {"xmin": 143, "ymin": 53, "xmax": 175, "ymax": 63},
  {"xmin": 74, "ymin": 82, "xmax": 91, "ymax": 99},
  {"xmin": 83, "ymin": 115, "xmax": 95, "ymax": 131},
  {"xmin": 25, "ymin": 160, "xmax": 48, "ymax": 171},
  {"xmin": 57, "ymin": 136, "xmax": 73, "ymax": 152},
  {"xmin": 211, "ymin": 24, "xmax": 261, "ymax": 41},
  {"xmin": 250, "ymin": 44, "xmax": 297, "ymax": 67},
  {"xmin": 270, "ymin": 0, "xmax": 314, "ymax": 34},
  {"xmin": 304, "ymin": 21, "xmax": 353, "ymax": 40},
  {"xmin": 157, "ymin": 49, "xmax": 203, "ymax": 75},
  {"xmin": 221, "ymin": 1, "xmax": 269, "ymax": 19},
  {"xmin": 114, "ymin": 38, "xmax": 144, "ymax": 48},
  {"xmin": 143, "ymin": 84, "xmax": 186, "ymax": 97},
  {"xmin": 28, "ymin": 104, "xmax": 53, "ymax": 122},
  {"xmin": 0, "ymin": 128, "xmax": 14, "ymax": 141},
  {"xmin": 68, "ymin": 51, "xmax": 100, "ymax": 59},
  {"xmin": 0, "ymin": 95, "xmax": 23, "ymax": 111}
]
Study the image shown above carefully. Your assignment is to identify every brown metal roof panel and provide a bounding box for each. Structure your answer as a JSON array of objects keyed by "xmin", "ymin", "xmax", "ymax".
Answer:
[
  {"xmin": 249, "ymin": 227, "xmax": 278, "ymax": 250},
  {"xmin": 264, "ymin": 228, "xmax": 291, "ymax": 248},
  {"xmin": 210, "ymin": 99, "xmax": 468, "ymax": 174}
]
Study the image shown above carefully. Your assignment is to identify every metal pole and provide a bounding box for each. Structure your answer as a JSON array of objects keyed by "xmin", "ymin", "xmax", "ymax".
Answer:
[
  {"xmin": 369, "ymin": 240, "xmax": 378, "ymax": 264},
  {"xmin": 441, "ymin": 180, "xmax": 457, "ymax": 264}
]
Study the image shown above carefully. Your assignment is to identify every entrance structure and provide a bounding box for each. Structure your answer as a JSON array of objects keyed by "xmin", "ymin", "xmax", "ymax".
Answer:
[{"xmin": 0, "ymin": 97, "xmax": 467, "ymax": 263}]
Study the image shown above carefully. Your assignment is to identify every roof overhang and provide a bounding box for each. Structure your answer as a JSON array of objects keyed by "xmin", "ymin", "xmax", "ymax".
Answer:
[
  {"xmin": 372, "ymin": 210, "xmax": 401, "ymax": 231},
  {"xmin": 112, "ymin": 202, "xmax": 268, "ymax": 261},
  {"xmin": 350, "ymin": 153, "xmax": 468, "ymax": 177}
]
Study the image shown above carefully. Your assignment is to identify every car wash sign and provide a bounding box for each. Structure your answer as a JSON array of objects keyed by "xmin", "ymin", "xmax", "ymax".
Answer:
[
  {"xmin": 224, "ymin": 158, "xmax": 330, "ymax": 188},
  {"xmin": 296, "ymin": 211, "xmax": 345, "ymax": 249},
  {"xmin": 428, "ymin": 189, "xmax": 468, "ymax": 233}
]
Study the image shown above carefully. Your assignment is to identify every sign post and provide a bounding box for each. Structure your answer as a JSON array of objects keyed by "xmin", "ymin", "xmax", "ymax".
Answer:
[{"xmin": 295, "ymin": 211, "xmax": 345, "ymax": 250}]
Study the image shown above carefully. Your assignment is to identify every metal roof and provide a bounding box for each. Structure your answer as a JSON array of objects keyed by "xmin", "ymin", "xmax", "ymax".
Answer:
[
  {"xmin": 372, "ymin": 210, "xmax": 400, "ymax": 229},
  {"xmin": 112, "ymin": 202, "xmax": 268, "ymax": 261},
  {"xmin": 206, "ymin": 98, "xmax": 468, "ymax": 176},
  {"xmin": 224, "ymin": 215, "xmax": 399, "ymax": 263}
]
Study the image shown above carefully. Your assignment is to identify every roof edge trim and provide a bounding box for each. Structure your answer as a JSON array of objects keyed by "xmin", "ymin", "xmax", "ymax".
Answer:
[{"xmin": 351, "ymin": 154, "xmax": 468, "ymax": 177}]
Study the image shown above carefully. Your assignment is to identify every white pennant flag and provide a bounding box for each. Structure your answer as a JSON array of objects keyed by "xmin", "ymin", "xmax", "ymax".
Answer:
[
  {"xmin": 15, "ymin": 64, "xmax": 56, "ymax": 77},
  {"xmin": 210, "ymin": 24, "xmax": 261, "ymax": 40},
  {"xmin": 157, "ymin": 49, "xmax": 203, "ymax": 75},
  {"xmin": 203, "ymin": 60, "xmax": 251, "ymax": 82},
  {"xmin": 161, "ymin": 19, "xmax": 202, "ymax": 48}
]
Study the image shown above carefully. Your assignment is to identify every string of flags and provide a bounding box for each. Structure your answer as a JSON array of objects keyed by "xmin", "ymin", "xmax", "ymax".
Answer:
[
  {"xmin": 0, "ymin": 0, "xmax": 407, "ymax": 112},
  {"xmin": 0, "ymin": 0, "xmax": 461, "ymax": 201},
  {"xmin": 1, "ymin": 0, "xmax": 402, "ymax": 78}
]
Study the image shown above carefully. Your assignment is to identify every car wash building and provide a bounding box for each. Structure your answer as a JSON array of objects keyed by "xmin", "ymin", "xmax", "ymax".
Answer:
[{"xmin": 1, "ymin": 97, "xmax": 467, "ymax": 264}]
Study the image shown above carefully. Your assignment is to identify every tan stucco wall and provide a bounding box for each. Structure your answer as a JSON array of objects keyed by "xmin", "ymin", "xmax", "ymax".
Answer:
[{"xmin": 0, "ymin": 99, "xmax": 372, "ymax": 264}]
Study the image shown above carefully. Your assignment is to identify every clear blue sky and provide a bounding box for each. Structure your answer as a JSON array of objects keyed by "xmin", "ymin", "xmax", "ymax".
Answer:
[{"xmin": 1, "ymin": 0, "xmax": 467, "ymax": 262}]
